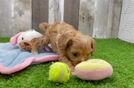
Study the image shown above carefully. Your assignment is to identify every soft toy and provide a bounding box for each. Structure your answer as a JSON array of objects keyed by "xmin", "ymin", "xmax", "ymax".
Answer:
[
  {"xmin": 48, "ymin": 62, "xmax": 71, "ymax": 83},
  {"xmin": 10, "ymin": 30, "xmax": 46, "ymax": 52},
  {"xmin": 73, "ymin": 59, "xmax": 113, "ymax": 80}
]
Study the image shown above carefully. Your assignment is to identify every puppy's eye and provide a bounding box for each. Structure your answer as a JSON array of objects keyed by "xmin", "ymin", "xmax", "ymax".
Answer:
[
  {"xmin": 22, "ymin": 37, "xmax": 24, "ymax": 40},
  {"xmin": 73, "ymin": 53, "xmax": 79, "ymax": 57}
]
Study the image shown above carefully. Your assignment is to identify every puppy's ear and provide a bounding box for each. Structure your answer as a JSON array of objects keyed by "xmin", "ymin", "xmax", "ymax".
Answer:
[
  {"xmin": 39, "ymin": 22, "xmax": 49, "ymax": 31},
  {"xmin": 91, "ymin": 38, "xmax": 96, "ymax": 55},
  {"xmin": 66, "ymin": 39, "xmax": 73, "ymax": 49},
  {"xmin": 57, "ymin": 33, "xmax": 74, "ymax": 55}
]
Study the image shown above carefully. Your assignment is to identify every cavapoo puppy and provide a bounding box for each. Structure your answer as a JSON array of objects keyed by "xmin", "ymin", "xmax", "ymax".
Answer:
[{"xmin": 31, "ymin": 22, "xmax": 95, "ymax": 70}]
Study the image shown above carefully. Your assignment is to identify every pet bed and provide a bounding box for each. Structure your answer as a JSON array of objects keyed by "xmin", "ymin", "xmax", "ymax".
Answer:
[{"xmin": 0, "ymin": 43, "xmax": 59, "ymax": 74}]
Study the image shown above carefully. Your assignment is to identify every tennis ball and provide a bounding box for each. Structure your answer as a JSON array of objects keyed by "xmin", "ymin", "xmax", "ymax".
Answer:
[{"xmin": 48, "ymin": 62, "xmax": 71, "ymax": 83}]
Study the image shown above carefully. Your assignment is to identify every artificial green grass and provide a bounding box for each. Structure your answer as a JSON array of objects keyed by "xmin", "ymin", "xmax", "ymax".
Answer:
[
  {"xmin": 0, "ymin": 37, "xmax": 10, "ymax": 42},
  {"xmin": 0, "ymin": 38, "xmax": 134, "ymax": 88}
]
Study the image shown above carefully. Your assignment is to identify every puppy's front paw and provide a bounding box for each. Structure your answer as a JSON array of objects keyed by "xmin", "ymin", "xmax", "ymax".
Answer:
[
  {"xmin": 70, "ymin": 65, "xmax": 75, "ymax": 72},
  {"xmin": 71, "ymin": 71, "xmax": 75, "ymax": 76}
]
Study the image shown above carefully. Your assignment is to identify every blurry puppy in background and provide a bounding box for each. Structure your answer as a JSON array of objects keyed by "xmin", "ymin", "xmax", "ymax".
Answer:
[{"xmin": 31, "ymin": 22, "xmax": 95, "ymax": 70}]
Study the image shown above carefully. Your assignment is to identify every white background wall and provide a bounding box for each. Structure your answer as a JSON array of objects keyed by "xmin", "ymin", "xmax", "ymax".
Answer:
[
  {"xmin": 0, "ymin": 0, "xmax": 122, "ymax": 39},
  {"xmin": 0, "ymin": 0, "xmax": 13, "ymax": 37},
  {"xmin": 0, "ymin": 0, "xmax": 31, "ymax": 37},
  {"xmin": 118, "ymin": 0, "xmax": 134, "ymax": 43}
]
